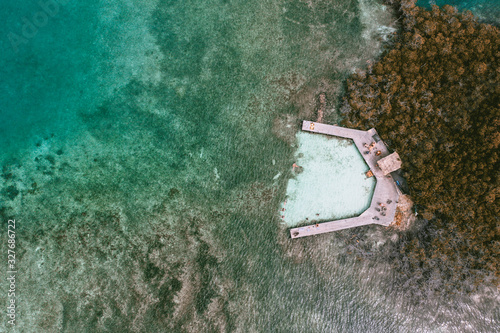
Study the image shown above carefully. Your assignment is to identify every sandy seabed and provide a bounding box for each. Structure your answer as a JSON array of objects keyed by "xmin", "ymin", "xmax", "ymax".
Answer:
[{"xmin": 282, "ymin": 131, "xmax": 375, "ymax": 227}]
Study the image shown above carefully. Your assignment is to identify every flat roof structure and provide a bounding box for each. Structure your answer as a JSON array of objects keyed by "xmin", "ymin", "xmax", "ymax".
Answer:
[
  {"xmin": 290, "ymin": 121, "xmax": 401, "ymax": 239},
  {"xmin": 377, "ymin": 152, "xmax": 402, "ymax": 176}
]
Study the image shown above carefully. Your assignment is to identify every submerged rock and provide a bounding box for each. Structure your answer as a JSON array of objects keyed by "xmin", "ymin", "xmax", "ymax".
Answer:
[{"xmin": 4, "ymin": 185, "xmax": 19, "ymax": 200}]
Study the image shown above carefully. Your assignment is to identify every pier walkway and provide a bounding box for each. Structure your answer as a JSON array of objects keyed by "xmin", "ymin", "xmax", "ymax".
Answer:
[{"xmin": 290, "ymin": 121, "xmax": 400, "ymax": 239}]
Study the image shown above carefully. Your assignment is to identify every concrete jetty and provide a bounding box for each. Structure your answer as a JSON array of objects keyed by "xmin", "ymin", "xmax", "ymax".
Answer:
[{"xmin": 290, "ymin": 121, "xmax": 401, "ymax": 239}]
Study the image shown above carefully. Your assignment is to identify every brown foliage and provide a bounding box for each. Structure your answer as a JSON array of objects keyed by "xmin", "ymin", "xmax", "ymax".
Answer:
[{"xmin": 342, "ymin": 3, "xmax": 500, "ymax": 289}]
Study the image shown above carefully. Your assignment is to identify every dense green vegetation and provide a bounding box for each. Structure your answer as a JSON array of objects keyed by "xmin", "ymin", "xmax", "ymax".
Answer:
[{"xmin": 342, "ymin": 0, "xmax": 499, "ymax": 291}]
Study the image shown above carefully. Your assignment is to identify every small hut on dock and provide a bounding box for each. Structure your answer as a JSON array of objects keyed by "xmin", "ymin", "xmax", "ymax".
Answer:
[{"xmin": 377, "ymin": 152, "xmax": 402, "ymax": 175}]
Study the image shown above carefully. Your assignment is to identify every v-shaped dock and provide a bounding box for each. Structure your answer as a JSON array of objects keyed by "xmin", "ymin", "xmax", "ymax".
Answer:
[{"xmin": 290, "ymin": 121, "xmax": 401, "ymax": 239}]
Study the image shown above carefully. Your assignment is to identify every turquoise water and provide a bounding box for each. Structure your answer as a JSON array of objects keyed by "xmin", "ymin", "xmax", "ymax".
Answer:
[
  {"xmin": 417, "ymin": 0, "xmax": 500, "ymax": 23},
  {"xmin": 1, "ymin": 0, "xmax": 498, "ymax": 331}
]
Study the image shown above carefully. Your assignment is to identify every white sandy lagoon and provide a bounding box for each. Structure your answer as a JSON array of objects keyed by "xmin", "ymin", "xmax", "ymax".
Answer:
[{"xmin": 282, "ymin": 131, "xmax": 376, "ymax": 227}]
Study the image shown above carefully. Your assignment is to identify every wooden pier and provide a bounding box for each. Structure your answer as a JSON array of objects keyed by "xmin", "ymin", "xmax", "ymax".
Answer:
[{"xmin": 290, "ymin": 121, "xmax": 401, "ymax": 239}]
